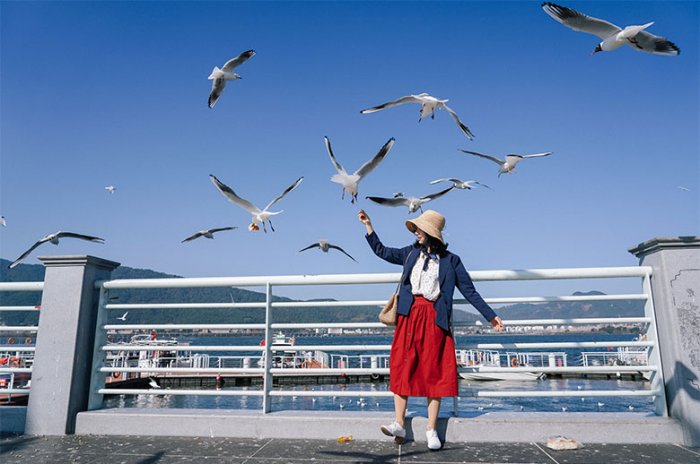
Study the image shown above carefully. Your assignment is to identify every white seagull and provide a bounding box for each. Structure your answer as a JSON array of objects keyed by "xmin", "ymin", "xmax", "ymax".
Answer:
[
  {"xmin": 181, "ymin": 227, "xmax": 237, "ymax": 243},
  {"xmin": 542, "ymin": 2, "xmax": 680, "ymax": 56},
  {"xmin": 208, "ymin": 49, "xmax": 256, "ymax": 108},
  {"xmin": 366, "ymin": 187, "xmax": 454, "ymax": 214},
  {"xmin": 9, "ymin": 232, "xmax": 105, "ymax": 269},
  {"xmin": 148, "ymin": 377, "xmax": 162, "ymax": 389},
  {"xmin": 116, "ymin": 312, "xmax": 128, "ymax": 321},
  {"xmin": 361, "ymin": 93, "xmax": 475, "ymax": 140},
  {"xmin": 210, "ymin": 174, "xmax": 303, "ymax": 233},
  {"xmin": 324, "ymin": 136, "xmax": 395, "ymax": 203},
  {"xmin": 461, "ymin": 150, "xmax": 552, "ymax": 177},
  {"xmin": 105, "ymin": 185, "xmax": 116, "ymax": 194},
  {"xmin": 0, "ymin": 216, "xmax": 6, "ymax": 227},
  {"xmin": 298, "ymin": 240, "xmax": 357, "ymax": 262},
  {"xmin": 430, "ymin": 178, "xmax": 492, "ymax": 190}
]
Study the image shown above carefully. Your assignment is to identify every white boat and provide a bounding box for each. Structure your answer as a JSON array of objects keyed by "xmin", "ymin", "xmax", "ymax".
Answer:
[{"xmin": 457, "ymin": 349, "xmax": 547, "ymax": 381}]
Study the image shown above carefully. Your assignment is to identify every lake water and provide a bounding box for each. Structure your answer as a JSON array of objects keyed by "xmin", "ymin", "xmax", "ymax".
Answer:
[{"xmin": 103, "ymin": 332, "xmax": 656, "ymax": 415}]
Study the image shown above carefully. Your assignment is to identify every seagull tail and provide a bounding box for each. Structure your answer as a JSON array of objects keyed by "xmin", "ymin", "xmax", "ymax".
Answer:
[{"xmin": 208, "ymin": 66, "xmax": 222, "ymax": 80}]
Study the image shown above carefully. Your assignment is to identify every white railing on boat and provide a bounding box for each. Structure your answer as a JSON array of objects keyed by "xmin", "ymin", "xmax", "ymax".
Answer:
[{"xmin": 82, "ymin": 266, "xmax": 667, "ymax": 415}]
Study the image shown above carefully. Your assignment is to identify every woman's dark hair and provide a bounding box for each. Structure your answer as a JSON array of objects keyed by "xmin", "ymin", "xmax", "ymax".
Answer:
[{"xmin": 414, "ymin": 235, "xmax": 448, "ymax": 256}]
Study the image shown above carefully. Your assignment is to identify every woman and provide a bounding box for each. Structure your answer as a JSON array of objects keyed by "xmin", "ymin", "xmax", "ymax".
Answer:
[{"xmin": 358, "ymin": 209, "xmax": 504, "ymax": 450}]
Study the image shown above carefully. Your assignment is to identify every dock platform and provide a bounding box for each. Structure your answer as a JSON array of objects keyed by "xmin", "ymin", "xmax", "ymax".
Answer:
[{"xmin": 1, "ymin": 433, "xmax": 698, "ymax": 463}]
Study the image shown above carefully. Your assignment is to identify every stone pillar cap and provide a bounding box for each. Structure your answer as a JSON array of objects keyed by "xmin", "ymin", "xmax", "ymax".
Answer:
[
  {"xmin": 38, "ymin": 255, "xmax": 121, "ymax": 270},
  {"xmin": 628, "ymin": 236, "xmax": 700, "ymax": 258}
]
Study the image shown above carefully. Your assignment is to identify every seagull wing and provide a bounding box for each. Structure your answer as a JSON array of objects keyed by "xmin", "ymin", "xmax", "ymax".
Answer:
[
  {"xmin": 365, "ymin": 196, "xmax": 410, "ymax": 208},
  {"xmin": 55, "ymin": 232, "xmax": 105, "ymax": 243},
  {"xmin": 628, "ymin": 30, "xmax": 680, "ymax": 56},
  {"xmin": 440, "ymin": 103, "xmax": 475, "ymax": 140},
  {"xmin": 298, "ymin": 243, "xmax": 321, "ymax": 253},
  {"xmin": 520, "ymin": 152, "xmax": 553, "ymax": 159},
  {"xmin": 208, "ymin": 77, "xmax": 226, "ymax": 108},
  {"xmin": 472, "ymin": 181, "xmax": 493, "ymax": 190},
  {"xmin": 181, "ymin": 231, "xmax": 204, "ymax": 243},
  {"xmin": 429, "ymin": 178, "xmax": 461, "ymax": 185},
  {"xmin": 355, "ymin": 138, "xmax": 395, "ymax": 178},
  {"xmin": 221, "ymin": 50, "xmax": 256, "ymax": 72},
  {"xmin": 460, "ymin": 150, "xmax": 504, "ymax": 166},
  {"xmin": 323, "ymin": 137, "xmax": 346, "ymax": 175},
  {"xmin": 360, "ymin": 95, "xmax": 422, "ymax": 114},
  {"xmin": 263, "ymin": 176, "xmax": 304, "ymax": 212},
  {"xmin": 210, "ymin": 174, "xmax": 261, "ymax": 214},
  {"xmin": 208, "ymin": 226, "xmax": 237, "ymax": 234},
  {"xmin": 9, "ymin": 238, "xmax": 51, "ymax": 269},
  {"xmin": 328, "ymin": 244, "xmax": 357, "ymax": 262},
  {"xmin": 421, "ymin": 187, "xmax": 454, "ymax": 202},
  {"xmin": 541, "ymin": 2, "xmax": 621, "ymax": 39}
]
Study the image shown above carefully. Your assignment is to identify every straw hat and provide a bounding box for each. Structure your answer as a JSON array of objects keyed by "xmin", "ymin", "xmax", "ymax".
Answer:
[{"xmin": 406, "ymin": 210, "xmax": 445, "ymax": 245}]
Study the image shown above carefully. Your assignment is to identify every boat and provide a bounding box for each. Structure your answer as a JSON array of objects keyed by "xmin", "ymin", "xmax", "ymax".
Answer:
[
  {"xmin": 457, "ymin": 349, "xmax": 547, "ymax": 381},
  {"xmin": 0, "ymin": 350, "xmax": 32, "ymax": 405},
  {"xmin": 106, "ymin": 333, "xmax": 195, "ymax": 382}
]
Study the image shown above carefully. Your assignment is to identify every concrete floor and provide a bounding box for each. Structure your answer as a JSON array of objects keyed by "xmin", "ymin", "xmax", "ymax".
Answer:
[{"xmin": 1, "ymin": 434, "xmax": 699, "ymax": 463}]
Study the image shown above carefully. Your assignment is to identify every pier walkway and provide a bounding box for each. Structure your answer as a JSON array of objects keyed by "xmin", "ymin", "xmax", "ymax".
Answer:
[{"xmin": 2, "ymin": 434, "xmax": 699, "ymax": 463}]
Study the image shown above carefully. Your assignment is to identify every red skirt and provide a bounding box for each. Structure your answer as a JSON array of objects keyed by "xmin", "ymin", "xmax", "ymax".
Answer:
[{"xmin": 389, "ymin": 296, "xmax": 458, "ymax": 397}]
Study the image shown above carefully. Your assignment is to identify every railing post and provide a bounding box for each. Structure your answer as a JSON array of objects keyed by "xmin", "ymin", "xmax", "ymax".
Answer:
[
  {"xmin": 262, "ymin": 282, "xmax": 273, "ymax": 413},
  {"xmin": 25, "ymin": 255, "xmax": 120, "ymax": 435},
  {"xmin": 87, "ymin": 285, "xmax": 111, "ymax": 410},
  {"xmin": 641, "ymin": 272, "xmax": 668, "ymax": 416},
  {"xmin": 629, "ymin": 236, "xmax": 700, "ymax": 446}
]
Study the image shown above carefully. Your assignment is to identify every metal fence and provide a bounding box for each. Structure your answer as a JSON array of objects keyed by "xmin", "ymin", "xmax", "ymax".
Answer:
[{"xmin": 80, "ymin": 266, "xmax": 666, "ymax": 415}]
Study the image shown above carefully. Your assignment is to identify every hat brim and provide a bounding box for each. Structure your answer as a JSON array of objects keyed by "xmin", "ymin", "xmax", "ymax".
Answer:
[{"xmin": 405, "ymin": 219, "xmax": 445, "ymax": 245}]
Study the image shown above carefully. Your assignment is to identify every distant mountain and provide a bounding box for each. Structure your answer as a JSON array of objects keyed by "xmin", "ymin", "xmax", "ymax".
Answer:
[{"xmin": 0, "ymin": 260, "xmax": 643, "ymax": 326}]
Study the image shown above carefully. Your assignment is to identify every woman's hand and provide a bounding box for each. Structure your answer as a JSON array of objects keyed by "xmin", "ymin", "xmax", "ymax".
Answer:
[
  {"xmin": 358, "ymin": 209, "xmax": 373, "ymax": 235},
  {"xmin": 490, "ymin": 316, "xmax": 504, "ymax": 332}
]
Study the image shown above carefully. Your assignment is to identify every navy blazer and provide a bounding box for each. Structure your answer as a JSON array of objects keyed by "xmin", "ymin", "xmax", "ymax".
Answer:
[{"xmin": 366, "ymin": 231, "xmax": 497, "ymax": 331}]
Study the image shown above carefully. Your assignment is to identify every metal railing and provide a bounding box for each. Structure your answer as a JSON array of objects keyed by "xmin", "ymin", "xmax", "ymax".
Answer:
[
  {"xmin": 85, "ymin": 266, "xmax": 666, "ymax": 415},
  {"xmin": 0, "ymin": 282, "xmax": 43, "ymax": 400}
]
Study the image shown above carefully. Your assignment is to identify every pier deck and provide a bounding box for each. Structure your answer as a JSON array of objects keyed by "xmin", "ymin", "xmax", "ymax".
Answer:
[{"xmin": 1, "ymin": 434, "xmax": 698, "ymax": 463}]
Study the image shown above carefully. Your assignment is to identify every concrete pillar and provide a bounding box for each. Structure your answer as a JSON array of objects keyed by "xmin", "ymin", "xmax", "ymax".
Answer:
[
  {"xmin": 25, "ymin": 255, "xmax": 120, "ymax": 435},
  {"xmin": 629, "ymin": 236, "xmax": 700, "ymax": 446}
]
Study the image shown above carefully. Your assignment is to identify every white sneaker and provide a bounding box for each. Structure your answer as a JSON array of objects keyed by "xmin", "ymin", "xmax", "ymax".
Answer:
[
  {"xmin": 380, "ymin": 421, "xmax": 406, "ymax": 444},
  {"xmin": 426, "ymin": 429, "xmax": 441, "ymax": 450}
]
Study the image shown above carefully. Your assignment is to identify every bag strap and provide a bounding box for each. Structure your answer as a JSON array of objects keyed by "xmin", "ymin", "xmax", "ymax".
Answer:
[{"xmin": 395, "ymin": 249, "xmax": 414, "ymax": 292}]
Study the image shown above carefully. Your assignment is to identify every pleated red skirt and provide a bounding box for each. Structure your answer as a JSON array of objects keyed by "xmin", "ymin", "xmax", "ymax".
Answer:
[{"xmin": 389, "ymin": 296, "xmax": 458, "ymax": 397}]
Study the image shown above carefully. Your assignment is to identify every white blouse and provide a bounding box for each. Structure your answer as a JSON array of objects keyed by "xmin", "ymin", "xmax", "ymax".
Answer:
[{"xmin": 409, "ymin": 252, "xmax": 441, "ymax": 302}]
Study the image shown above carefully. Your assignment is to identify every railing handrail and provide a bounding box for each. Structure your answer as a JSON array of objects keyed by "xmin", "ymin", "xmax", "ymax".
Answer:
[
  {"xmin": 95, "ymin": 266, "xmax": 652, "ymax": 290},
  {"xmin": 0, "ymin": 282, "xmax": 44, "ymax": 291}
]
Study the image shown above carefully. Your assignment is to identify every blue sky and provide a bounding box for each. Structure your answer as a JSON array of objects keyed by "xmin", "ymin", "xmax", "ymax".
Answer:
[{"xmin": 1, "ymin": 1, "xmax": 698, "ymax": 303}]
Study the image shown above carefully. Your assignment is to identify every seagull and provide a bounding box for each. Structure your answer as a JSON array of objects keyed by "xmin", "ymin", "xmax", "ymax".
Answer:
[
  {"xmin": 210, "ymin": 174, "xmax": 303, "ymax": 233},
  {"xmin": 9, "ymin": 232, "xmax": 105, "ymax": 269},
  {"xmin": 298, "ymin": 240, "xmax": 357, "ymax": 262},
  {"xmin": 181, "ymin": 227, "xmax": 237, "ymax": 243},
  {"xmin": 597, "ymin": 401, "xmax": 605, "ymax": 408},
  {"xmin": 361, "ymin": 93, "xmax": 475, "ymax": 140},
  {"xmin": 105, "ymin": 185, "xmax": 116, "ymax": 194},
  {"xmin": 116, "ymin": 312, "xmax": 128, "ymax": 321},
  {"xmin": 430, "ymin": 178, "xmax": 492, "ymax": 190},
  {"xmin": 542, "ymin": 2, "xmax": 680, "ymax": 56},
  {"xmin": 148, "ymin": 377, "xmax": 161, "ymax": 389},
  {"xmin": 677, "ymin": 186, "xmax": 690, "ymax": 192},
  {"xmin": 324, "ymin": 136, "xmax": 395, "ymax": 203},
  {"xmin": 366, "ymin": 187, "xmax": 454, "ymax": 214},
  {"xmin": 461, "ymin": 150, "xmax": 552, "ymax": 177},
  {"xmin": 208, "ymin": 49, "xmax": 256, "ymax": 108},
  {"xmin": 0, "ymin": 216, "xmax": 5, "ymax": 227}
]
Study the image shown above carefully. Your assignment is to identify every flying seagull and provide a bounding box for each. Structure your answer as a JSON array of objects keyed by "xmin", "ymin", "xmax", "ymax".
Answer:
[
  {"xmin": 105, "ymin": 185, "xmax": 116, "ymax": 194},
  {"xmin": 430, "ymin": 178, "xmax": 492, "ymax": 190},
  {"xmin": 324, "ymin": 136, "xmax": 395, "ymax": 203},
  {"xmin": 461, "ymin": 150, "xmax": 552, "ymax": 177},
  {"xmin": 0, "ymin": 216, "xmax": 5, "ymax": 227},
  {"xmin": 366, "ymin": 187, "xmax": 454, "ymax": 214},
  {"xmin": 116, "ymin": 312, "xmax": 128, "ymax": 321},
  {"xmin": 298, "ymin": 240, "xmax": 357, "ymax": 262},
  {"xmin": 360, "ymin": 93, "xmax": 475, "ymax": 140},
  {"xmin": 208, "ymin": 49, "xmax": 256, "ymax": 108},
  {"xmin": 542, "ymin": 2, "xmax": 680, "ymax": 56},
  {"xmin": 181, "ymin": 227, "xmax": 237, "ymax": 243},
  {"xmin": 677, "ymin": 186, "xmax": 690, "ymax": 192},
  {"xmin": 210, "ymin": 174, "xmax": 303, "ymax": 233},
  {"xmin": 148, "ymin": 377, "xmax": 162, "ymax": 389},
  {"xmin": 9, "ymin": 232, "xmax": 105, "ymax": 269}
]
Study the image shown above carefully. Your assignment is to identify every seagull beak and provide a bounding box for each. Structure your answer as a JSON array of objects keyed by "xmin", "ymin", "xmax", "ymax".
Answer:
[{"xmin": 248, "ymin": 224, "xmax": 260, "ymax": 231}]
